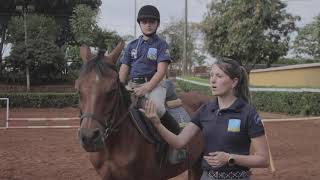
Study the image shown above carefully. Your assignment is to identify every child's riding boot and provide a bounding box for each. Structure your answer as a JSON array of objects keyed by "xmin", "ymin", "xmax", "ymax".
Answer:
[{"xmin": 160, "ymin": 111, "xmax": 187, "ymax": 164}]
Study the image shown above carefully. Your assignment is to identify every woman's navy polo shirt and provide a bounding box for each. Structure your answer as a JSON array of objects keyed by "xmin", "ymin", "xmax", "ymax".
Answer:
[
  {"xmin": 120, "ymin": 34, "xmax": 172, "ymax": 79},
  {"xmin": 191, "ymin": 98, "xmax": 265, "ymax": 172}
]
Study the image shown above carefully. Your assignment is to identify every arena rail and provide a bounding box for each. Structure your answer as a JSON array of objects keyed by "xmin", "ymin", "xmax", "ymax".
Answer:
[{"xmin": 2, "ymin": 117, "xmax": 80, "ymax": 129}]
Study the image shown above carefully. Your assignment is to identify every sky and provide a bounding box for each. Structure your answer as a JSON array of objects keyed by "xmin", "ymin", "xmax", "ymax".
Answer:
[
  {"xmin": 2, "ymin": 0, "xmax": 320, "ymax": 58},
  {"xmin": 97, "ymin": 0, "xmax": 320, "ymax": 36}
]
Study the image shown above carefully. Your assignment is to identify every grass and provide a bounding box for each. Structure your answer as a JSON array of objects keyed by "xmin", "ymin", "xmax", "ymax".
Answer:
[{"xmin": 181, "ymin": 76, "xmax": 209, "ymax": 84}]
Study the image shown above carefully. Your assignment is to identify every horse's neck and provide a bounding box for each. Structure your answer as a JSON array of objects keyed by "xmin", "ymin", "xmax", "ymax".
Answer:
[{"xmin": 103, "ymin": 91, "xmax": 146, "ymax": 149}]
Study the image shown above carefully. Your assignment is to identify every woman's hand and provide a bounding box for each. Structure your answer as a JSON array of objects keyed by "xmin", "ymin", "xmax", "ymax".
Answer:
[
  {"xmin": 139, "ymin": 100, "xmax": 161, "ymax": 126},
  {"xmin": 203, "ymin": 152, "xmax": 229, "ymax": 168}
]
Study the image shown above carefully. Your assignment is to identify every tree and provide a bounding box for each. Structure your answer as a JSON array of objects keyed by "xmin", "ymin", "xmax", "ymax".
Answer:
[
  {"xmin": 70, "ymin": 4, "xmax": 98, "ymax": 45},
  {"xmin": 0, "ymin": 24, "xmax": 8, "ymax": 78},
  {"xmin": 5, "ymin": 14, "xmax": 64, "ymax": 83},
  {"xmin": 5, "ymin": 39, "xmax": 64, "ymax": 83},
  {"xmin": 202, "ymin": 0, "xmax": 299, "ymax": 71},
  {"xmin": 92, "ymin": 28, "xmax": 122, "ymax": 52},
  {"xmin": 293, "ymin": 15, "xmax": 320, "ymax": 60},
  {"xmin": 0, "ymin": 0, "xmax": 102, "ymax": 57},
  {"xmin": 0, "ymin": 0, "xmax": 103, "ymax": 84},
  {"xmin": 67, "ymin": 4, "xmax": 122, "ymax": 80},
  {"xmin": 160, "ymin": 20, "xmax": 204, "ymax": 73}
]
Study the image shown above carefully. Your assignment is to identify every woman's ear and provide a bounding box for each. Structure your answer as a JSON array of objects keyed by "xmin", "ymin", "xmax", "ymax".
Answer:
[{"xmin": 232, "ymin": 77, "xmax": 239, "ymax": 89}]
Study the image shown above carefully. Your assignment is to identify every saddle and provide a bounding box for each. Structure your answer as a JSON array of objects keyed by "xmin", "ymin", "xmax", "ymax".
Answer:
[{"xmin": 128, "ymin": 95, "xmax": 164, "ymax": 142}]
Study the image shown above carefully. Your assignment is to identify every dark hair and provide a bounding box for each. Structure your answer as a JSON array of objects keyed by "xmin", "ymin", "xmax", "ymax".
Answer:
[
  {"xmin": 137, "ymin": 5, "xmax": 160, "ymax": 23},
  {"xmin": 213, "ymin": 57, "xmax": 251, "ymax": 103}
]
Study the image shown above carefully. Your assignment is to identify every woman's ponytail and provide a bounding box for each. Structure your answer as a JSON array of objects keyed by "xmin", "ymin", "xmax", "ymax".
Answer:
[{"xmin": 236, "ymin": 66, "xmax": 251, "ymax": 103}]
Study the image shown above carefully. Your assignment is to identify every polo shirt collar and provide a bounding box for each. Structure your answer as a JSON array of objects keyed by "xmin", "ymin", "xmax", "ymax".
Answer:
[
  {"xmin": 141, "ymin": 34, "xmax": 158, "ymax": 44},
  {"xmin": 209, "ymin": 97, "xmax": 246, "ymax": 112}
]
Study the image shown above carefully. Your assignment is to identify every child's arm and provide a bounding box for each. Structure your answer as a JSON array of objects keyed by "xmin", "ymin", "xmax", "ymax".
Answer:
[
  {"xmin": 133, "ymin": 62, "xmax": 168, "ymax": 97},
  {"xmin": 146, "ymin": 62, "xmax": 168, "ymax": 90},
  {"xmin": 119, "ymin": 64, "xmax": 130, "ymax": 84}
]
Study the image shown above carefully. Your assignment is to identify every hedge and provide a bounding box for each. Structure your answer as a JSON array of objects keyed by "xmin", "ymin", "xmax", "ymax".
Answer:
[
  {"xmin": 177, "ymin": 80, "xmax": 320, "ymax": 115},
  {"xmin": 0, "ymin": 93, "xmax": 78, "ymax": 108},
  {"xmin": 1, "ymin": 82, "xmax": 320, "ymax": 116}
]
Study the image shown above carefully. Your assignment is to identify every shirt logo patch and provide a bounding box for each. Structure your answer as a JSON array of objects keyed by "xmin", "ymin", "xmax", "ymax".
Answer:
[
  {"xmin": 131, "ymin": 49, "xmax": 138, "ymax": 59},
  {"xmin": 147, "ymin": 48, "xmax": 157, "ymax": 60},
  {"xmin": 228, "ymin": 119, "xmax": 241, "ymax": 132}
]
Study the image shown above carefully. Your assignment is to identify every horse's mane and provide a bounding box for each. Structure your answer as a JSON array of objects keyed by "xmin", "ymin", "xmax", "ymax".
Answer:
[{"xmin": 80, "ymin": 53, "xmax": 115, "ymax": 78}]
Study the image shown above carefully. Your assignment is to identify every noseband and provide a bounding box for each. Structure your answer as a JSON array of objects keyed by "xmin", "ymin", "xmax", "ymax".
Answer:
[{"xmin": 79, "ymin": 63, "xmax": 129, "ymax": 141}]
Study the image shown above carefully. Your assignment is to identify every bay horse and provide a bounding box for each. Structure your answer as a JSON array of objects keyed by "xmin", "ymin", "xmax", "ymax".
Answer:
[{"xmin": 76, "ymin": 41, "xmax": 207, "ymax": 180}]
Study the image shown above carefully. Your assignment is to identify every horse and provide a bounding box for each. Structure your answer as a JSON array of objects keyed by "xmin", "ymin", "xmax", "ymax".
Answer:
[{"xmin": 76, "ymin": 41, "xmax": 207, "ymax": 180}]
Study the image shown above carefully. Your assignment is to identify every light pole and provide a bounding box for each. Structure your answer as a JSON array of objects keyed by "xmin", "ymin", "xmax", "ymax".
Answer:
[
  {"xmin": 134, "ymin": 0, "xmax": 137, "ymax": 38},
  {"xmin": 16, "ymin": 2, "xmax": 34, "ymax": 91},
  {"xmin": 183, "ymin": 0, "xmax": 188, "ymax": 75}
]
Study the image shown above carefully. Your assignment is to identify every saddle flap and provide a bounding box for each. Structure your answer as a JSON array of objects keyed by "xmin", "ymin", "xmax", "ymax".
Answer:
[{"xmin": 129, "ymin": 107, "xmax": 161, "ymax": 144}]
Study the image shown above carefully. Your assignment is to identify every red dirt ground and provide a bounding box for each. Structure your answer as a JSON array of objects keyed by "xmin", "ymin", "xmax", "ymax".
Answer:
[{"xmin": 0, "ymin": 108, "xmax": 320, "ymax": 180}]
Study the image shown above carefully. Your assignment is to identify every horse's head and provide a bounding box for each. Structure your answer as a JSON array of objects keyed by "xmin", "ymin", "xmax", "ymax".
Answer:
[{"xmin": 76, "ymin": 42, "xmax": 127, "ymax": 152}]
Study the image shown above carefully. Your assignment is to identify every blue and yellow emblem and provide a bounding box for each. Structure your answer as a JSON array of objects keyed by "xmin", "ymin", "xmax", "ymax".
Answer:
[
  {"xmin": 147, "ymin": 48, "xmax": 157, "ymax": 61},
  {"xmin": 228, "ymin": 119, "xmax": 241, "ymax": 132}
]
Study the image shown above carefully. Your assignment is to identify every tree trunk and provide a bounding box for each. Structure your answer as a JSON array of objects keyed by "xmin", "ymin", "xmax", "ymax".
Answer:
[{"xmin": 0, "ymin": 25, "xmax": 6, "ymax": 78}]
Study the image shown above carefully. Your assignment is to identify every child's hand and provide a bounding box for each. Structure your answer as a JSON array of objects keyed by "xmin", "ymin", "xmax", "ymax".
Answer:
[
  {"xmin": 139, "ymin": 100, "xmax": 161, "ymax": 126},
  {"xmin": 134, "ymin": 85, "xmax": 150, "ymax": 97}
]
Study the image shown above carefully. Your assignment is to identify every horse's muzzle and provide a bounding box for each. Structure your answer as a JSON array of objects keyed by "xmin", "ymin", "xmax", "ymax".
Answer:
[{"xmin": 78, "ymin": 128, "xmax": 105, "ymax": 152}]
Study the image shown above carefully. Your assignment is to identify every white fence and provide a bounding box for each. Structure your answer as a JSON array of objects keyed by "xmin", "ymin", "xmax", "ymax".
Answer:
[{"xmin": 0, "ymin": 97, "xmax": 79, "ymax": 129}]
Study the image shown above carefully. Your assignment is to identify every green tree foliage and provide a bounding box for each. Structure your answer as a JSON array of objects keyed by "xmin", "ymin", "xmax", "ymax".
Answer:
[
  {"xmin": 160, "ymin": 20, "xmax": 204, "ymax": 72},
  {"xmin": 5, "ymin": 14, "xmax": 64, "ymax": 83},
  {"xmin": 293, "ymin": 15, "xmax": 320, "ymax": 60},
  {"xmin": 202, "ymin": 0, "xmax": 299, "ymax": 70},
  {"xmin": 7, "ymin": 14, "xmax": 58, "ymax": 43},
  {"xmin": 69, "ymin": 4, "xmax": 121, "ymax": 48},
  {"xmin": 5, "ymin": 39, "xmax": 64, "ymax": 83},
  {"xmin": 70, "ymin": 4, "xmax": 97, "ymax": 45},
  {"xmin": 93, "ymin": 28, "xmax": 121, "ymax": 51},
  {"xmin": 0, "ymin": 0, "xmax": 102, "ymax": 45}
]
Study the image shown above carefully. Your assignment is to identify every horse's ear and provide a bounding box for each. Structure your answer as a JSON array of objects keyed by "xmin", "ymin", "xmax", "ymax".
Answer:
[
  {"xmin": 80, "ymin": 44, "xmax": 92, "ymax": 63},
  {"xmin": 107, "ymin": 41, "xmax": 125, "ymax": 64}
]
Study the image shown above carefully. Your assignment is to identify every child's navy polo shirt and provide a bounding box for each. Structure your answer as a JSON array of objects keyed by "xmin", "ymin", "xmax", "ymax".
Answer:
[
  {"xmin": 191, "ymin": 98, "xmax": 265, "ymax": 172},
  {"xmin": 121, "ymin": 34, "xmax": 172, "ymax": 79}
]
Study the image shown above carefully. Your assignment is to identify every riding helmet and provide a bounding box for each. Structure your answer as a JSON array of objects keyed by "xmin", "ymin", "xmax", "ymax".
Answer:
[{"xmin": 137, "ymin": 5, "xmax": 160, "ymax": 23}]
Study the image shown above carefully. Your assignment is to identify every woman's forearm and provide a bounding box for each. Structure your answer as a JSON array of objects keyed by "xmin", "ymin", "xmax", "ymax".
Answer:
[
  {"xmin": 232, "ymin": 154, "xmax": 269, "ymax": 168},
  {"xmin": 154, "ymin": 121, "xmax": 200, "ymax": 149}
]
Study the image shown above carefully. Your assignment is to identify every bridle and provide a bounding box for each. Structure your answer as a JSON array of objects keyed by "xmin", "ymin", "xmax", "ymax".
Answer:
[{"xmin": 79, "ymin": 63, "xmax": 129, "ymax": 141}]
